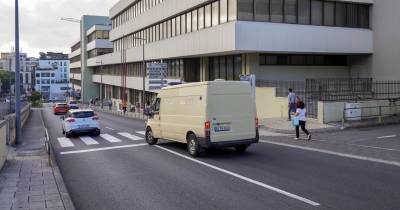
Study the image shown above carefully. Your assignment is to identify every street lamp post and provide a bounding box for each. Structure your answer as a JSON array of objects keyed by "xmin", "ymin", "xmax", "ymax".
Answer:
[
  {"xmin": 14, "ymin": 0, "xmax": 21, "ymax": 144},
  {"xmin": 133, "ymin": 37, "xmax": 146, "ymax": 114},
  {"xmin": 96, "ymin": 61, "xmax": 103, "ymax": 109}
]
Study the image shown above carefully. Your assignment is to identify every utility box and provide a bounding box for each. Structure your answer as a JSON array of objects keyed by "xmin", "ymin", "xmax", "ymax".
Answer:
[{"xmin": 345, "ymin": 103, "xmax": 362, "ymax": 121}]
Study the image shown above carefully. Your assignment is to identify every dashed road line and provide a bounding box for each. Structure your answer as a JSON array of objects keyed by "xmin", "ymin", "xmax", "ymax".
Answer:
[
  {"xmin": 155, "ymin": 145, "xmax": 320, "ymax": 207},
  {"xmin": 377, "ymin": 135, "xmax": 397, "ymax": 139},
  {"xmin": 105, "ymin": 127, "xmax": 115, "ymax": 131},
  {"xmin": 60, "ymin": 143, "xmax": 147, "ymax": 155},
  {"xmin": 118, "ymin": 132, "xmax": 143, "ymax": 141},
  {"xmin": 57, "ymin": 137, "xmax": 74, "ymax": 148},
  {"xmin": 260, "ymin": 140, "xmax": 400, "ymax": 168}
]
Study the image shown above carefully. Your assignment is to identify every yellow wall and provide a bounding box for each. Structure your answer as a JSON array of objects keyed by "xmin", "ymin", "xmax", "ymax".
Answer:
[{"xmin": 256, "ymin": 87, "xmax": 288, "ymax": 124}]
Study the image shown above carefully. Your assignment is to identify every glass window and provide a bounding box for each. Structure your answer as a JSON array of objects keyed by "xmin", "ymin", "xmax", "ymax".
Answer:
[
  {"xmin": 172, "ymin": 18, "xmax": 176, "ymax": 37},
  {"xmin": 167, "ymin": 20, "xmax": 172, "ymax": 38},
  {"xmin": 255, "ymin": 0, "xmax": 269, "ymax": 22},
  {"xmin": 227, "ymin": 56, "xmax": 234, "ymax": 80},
  {"xmin": 335, "ymin": 2, "xmax": 346, "ymax": 27},
  {"xmin": 192, "ymin": 9, "xmax": 198, "ymax": 31},
  {"xmin": 179, "ymin": 60, "xmax": 184, "ymax": 78},
  {"xmin": 228, "ymin": 0, "xmax": 237, "ymax": 21},
  {"xmin": 213, "ymin": 57, "xmax": 220, "ymax": 79},
  {"xmin": 181, "ymin": 14, "xmax": 186, "ymax": 34},
  {"xmin": 176, "ymin": 16, "xmax": 181, "ymax": 35},
  {"xmin": 298, "ymin": 0, "xmax": 310, "ymax": 24},
  {"xmin": 187, "ymin": 11, "xmax": 192, "ymax": 33},
  {"xmin": 234, "ymin": 55, "xmax": 242, "ymax": 80},
  {"xmin": 238, "ymin": 0, "xmax": 253, "ymax": 21},
  {"xmin": 311, "ymin": 0, "xmax": 323, "ymax": 25},
  {"xmin": 358, "ymin": 4, "xmax": 369, "ymax": 28},
  {"xmin": 346, "ymin": 4, "xmax": 358, "ymax": 27},
  {"xmin": 212, "ymin": 1, "xmax": 220, "ymax": 26},
  {"xmin": 205, "ymin": 4, "xmax": 212, "ymax": 28},
  {"xmin": 219, "ymin": 57, "xmax": 226, "ymax": 80},
  {"xmin": 324, "ymin": 1, "xmax": 335, "ymax": 26},
  {"xmin": 284, "ymin": 0, "xmax": 297, "ymax": 23},
  {"xmin": 220, "ymin": 0, "xmax": 228, "ymax": 23},
  {"xmin": 270, "ymin": 0, "xmax": 283, "ymax": 23},
  {"xmin": 198, "ymin": 7, "xmax": 205, "ymax": 29}
]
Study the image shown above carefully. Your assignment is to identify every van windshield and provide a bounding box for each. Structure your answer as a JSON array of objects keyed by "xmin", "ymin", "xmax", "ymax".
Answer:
[{"xmin": 72, "ymin": 111, "xmax": 95, "ymax": 118}]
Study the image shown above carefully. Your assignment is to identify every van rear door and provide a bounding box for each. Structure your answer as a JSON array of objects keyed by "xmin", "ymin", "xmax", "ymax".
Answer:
[{"xmin": 208, "ymin": 92, "xmax": 256, "ymax": 142}]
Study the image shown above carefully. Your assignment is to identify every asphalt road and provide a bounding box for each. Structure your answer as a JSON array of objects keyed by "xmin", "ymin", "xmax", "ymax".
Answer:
[{"xmin": 41, "ymin": 106, "xmax": 400, "ymax": 210}]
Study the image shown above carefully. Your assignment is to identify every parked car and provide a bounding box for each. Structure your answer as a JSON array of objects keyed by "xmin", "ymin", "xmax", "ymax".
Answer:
[
  {"xmin": 53, "ymin": 103, "xmax": 69, "ymax": 115},
  {"xmin": 68, "ymin": 101, "xmax": 79, "ymax": 109},
  {"xmin": 61, "ymin": 109, "xmax": 101, "ymax": 138},
  {"xmin": 145, "ymin": 80, "xmax": 259, "ymax": 157}
]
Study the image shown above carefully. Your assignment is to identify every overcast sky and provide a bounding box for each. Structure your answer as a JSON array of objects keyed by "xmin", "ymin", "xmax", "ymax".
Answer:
[{"xmin": 0, "ymin": 0, "xmax": 118, "ymax": 57}]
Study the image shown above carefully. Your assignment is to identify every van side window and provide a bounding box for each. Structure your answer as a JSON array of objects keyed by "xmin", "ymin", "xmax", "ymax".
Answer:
[{"xmin": 153, "ymin": 98, "xmax": 161, "ymax": 113}]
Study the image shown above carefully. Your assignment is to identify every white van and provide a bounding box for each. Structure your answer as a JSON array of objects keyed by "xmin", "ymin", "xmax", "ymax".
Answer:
[{"xmin": 145, "ymin": 80, "xmax": 259, "ymax": 156}]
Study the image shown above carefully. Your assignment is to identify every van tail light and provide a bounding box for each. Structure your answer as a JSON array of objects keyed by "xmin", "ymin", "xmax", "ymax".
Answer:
[
  {"xmin": 92, "ymin": 116, "xmax": 99, "ymax": 121},
  {"xmin": 205, "ymin": 121, "xmax": 211, "ymax": 139},
  {"xmin": 66, "ymin": 118, "xmax": 75, "ymax": 123}
]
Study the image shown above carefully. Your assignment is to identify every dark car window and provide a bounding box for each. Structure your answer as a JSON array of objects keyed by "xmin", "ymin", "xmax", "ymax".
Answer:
[
  {"xmin": 57, "ymin": 104, "xmax": 68, "ymax": 107},
  {"xmin": 69, "ymin": 101, "xmax": 77, "ymax": 104},
  {"xmin": 72, "ymin": 111, "xmax": 95, "ymax": 118}
]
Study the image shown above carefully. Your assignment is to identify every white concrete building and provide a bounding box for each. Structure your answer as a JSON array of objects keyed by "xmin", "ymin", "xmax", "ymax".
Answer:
[
  {"xmin": 35, "ymin": 52, "xmax": 70, "ymax": 100},
  {"xmin": 69, "ymin": 15, "xmax": 113, "ymax": 102},
  {"xmin": 83, "ymin": 0, "xmax": 392, "ymax": 108},
  {"xmin": 0, "ymin": 52, "xmax": 37, "ymax": 94}
]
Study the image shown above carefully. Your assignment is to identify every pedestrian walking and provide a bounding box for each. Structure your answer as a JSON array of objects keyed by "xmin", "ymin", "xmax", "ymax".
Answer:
[
  {"xmin": 288, "ymin": 88, "xmax": 297, "ymax": 121},
  {"xmin": 293, "ymin": 101, "xmax": 311, "ymax": 140}
]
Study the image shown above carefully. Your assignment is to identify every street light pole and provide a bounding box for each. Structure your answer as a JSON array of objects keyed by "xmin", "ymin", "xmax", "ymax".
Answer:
[
  {"xmin": 14, "ymin": 0, "xmax": 21, "ymax": 144},
  {"xmin": 133, "ymin": 37, "xmax": 146, "ymax": 114},
  {"xmin": 96, "ymin": 60, "xmax": 103, "ymax": 109}
]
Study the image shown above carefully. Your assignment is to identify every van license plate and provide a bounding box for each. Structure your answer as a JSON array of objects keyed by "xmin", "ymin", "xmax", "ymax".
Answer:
[{"xmin": 213, "ymin": 124, "xmax": 231, "ymax": 132}]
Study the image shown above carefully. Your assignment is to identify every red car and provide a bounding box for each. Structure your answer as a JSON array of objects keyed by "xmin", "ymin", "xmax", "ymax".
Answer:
[{"xmin": 53, "ymin": 103, "xmax": 69, "ymax": 115}]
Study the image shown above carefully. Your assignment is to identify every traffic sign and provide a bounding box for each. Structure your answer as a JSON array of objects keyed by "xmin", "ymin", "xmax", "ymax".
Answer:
[{"xmin": 147, "ymin": 63, "xmax": 168, "ymax": 90}]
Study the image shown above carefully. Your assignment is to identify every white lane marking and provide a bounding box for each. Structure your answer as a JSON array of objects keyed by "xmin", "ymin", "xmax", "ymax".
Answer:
[
  {"xmin": 105, "ymin": 127, "xmax": 115, "ymax": 131},
  {"xmin": 347, "ymin": 143, "xmax": 400, "ymax": 152},
  {"xmin": 260, "ymin": 140, "xmax": 400, "ymax": 168},
  {"xmin": 135, "ymin": 131, "xmax": 146, "ymax": 135},
  {"xmin": 118, "ymin": 132, "xmax": 143, "ymax": 141},
  {"xmin": 155, "ymin": 145, "xmax": 320, "ymax": 207},
  {"xmin": 259, "ymin": 130, "xmax": 293, "ymax": 137},
  {"xmin": 60, "ymin": 143, "xmax": 147, "ymax": 155},
  {"xmin": 100, "ymin": 134, "xmax": 122, "ymax": 143},
  {"xmin": 80, "ymin": 136, "xmax": 99, "ymax": 145},
  {"xmin": 377, "ymin": 135, "xmax": 397, "ymax": 139},
  {"xmin": 57, "ymin": 137, "xmax": 74, "ymax": 148}
]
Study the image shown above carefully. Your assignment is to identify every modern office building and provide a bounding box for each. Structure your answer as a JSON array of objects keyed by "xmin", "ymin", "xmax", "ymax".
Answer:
[
  {"xmin": 80, "ymin": 0, "xmax": 400, "ymax": 109},
  {"xmin": 0, "ymin": 52, "xmax": 37, "ymax": 94},
  {"xmin": 35, "ymin": 52, "xmax": 70, "ymax": 100},
  {"xmin": 69, "ymin": 15, "xmax": 113, "ymax": 102}
]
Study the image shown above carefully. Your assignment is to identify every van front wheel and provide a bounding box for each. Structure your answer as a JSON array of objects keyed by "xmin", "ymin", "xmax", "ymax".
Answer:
[
  {"xmin": 187, "ymin": 134, "xmax": 201, "ymax": 157},
  {"xmin": 145, "ymin": 128, "xmax": 158, "ymax": 145}
]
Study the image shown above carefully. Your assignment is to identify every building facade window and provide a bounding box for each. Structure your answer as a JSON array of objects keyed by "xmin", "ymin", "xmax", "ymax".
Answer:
[
  {"xmin": 237, "ymin": 0, "xmax": 370, "ymax": 28},
  {"xmin": 259, "ymin": 54, "xmax": 347, "ymax": 66},
  {"xmin": 209, "ymin": 55, "xmax": 242, "ymax": 81}
]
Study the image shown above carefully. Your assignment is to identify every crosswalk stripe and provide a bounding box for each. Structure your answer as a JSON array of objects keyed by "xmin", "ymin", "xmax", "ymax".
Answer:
[
  {"xmin": 57, "ymin": 137, "xmax": 74, "ymax": 148},
  {"xmin": 135, "ymin": 131, "xmax": 146, "ymax": 135},
  {"xmin": 80, "ymin": 136, "xmax": 99, "ymax": 145},
  {"xmin": 118, "ymin": 132, "xmax": 143, "ymax": 141},
  {"xmin": 100, "ymin": 134, "xmax": 122, "ymax": 143}
]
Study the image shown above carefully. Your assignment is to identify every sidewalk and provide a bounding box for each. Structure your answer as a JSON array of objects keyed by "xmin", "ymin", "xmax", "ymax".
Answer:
[
  {"xmin": 0, "ymin": 108, "xmax": 74, "ymax": 210},
  {"xmin": 260, "ymin": 117, "xmax": 341, "ymax": 134}
]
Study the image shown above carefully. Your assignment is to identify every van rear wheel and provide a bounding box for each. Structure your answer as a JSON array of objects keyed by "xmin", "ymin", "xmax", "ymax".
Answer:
[
  {"xmin": 235, "ymin": 145, "xmax": 248, "ymax": 152},
  {"xmin": 187, "ymin": 134, "xmax": 201, "ymax": 157},
  {"xmin": 145, "ymin": 128, "xmax": 158, "ymax": 145}
]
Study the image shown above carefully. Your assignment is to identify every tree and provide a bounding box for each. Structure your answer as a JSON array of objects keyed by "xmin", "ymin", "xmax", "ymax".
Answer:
[
  {"xmin": 28, "ymin": 91, "xmax": 41, "ymax": 102},
  {"xmin": 0, "ymin": 70, "xmax": 15, "ymax": 93}
]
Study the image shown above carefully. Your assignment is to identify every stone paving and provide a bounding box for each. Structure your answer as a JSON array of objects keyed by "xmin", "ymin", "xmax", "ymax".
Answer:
[{"xmin": 0, "ymin": 155, "xmax": 65, "ymax": 210}]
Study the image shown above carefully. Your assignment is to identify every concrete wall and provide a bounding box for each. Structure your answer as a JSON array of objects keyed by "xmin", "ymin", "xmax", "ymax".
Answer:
[
  {"xmin": 256, "ymin": 87, "xmax": 288, "ymax": 124},
  {"xmin": 318, "ymin": 100, "xmax": 400, "ymax": 123},
  {"xmin": 368, "ymin": 0, "xmax": 400, "ymax": 80},
  {"xmin": 0, "ymin": 121, "xmax": 7, "ymax": 170}
]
